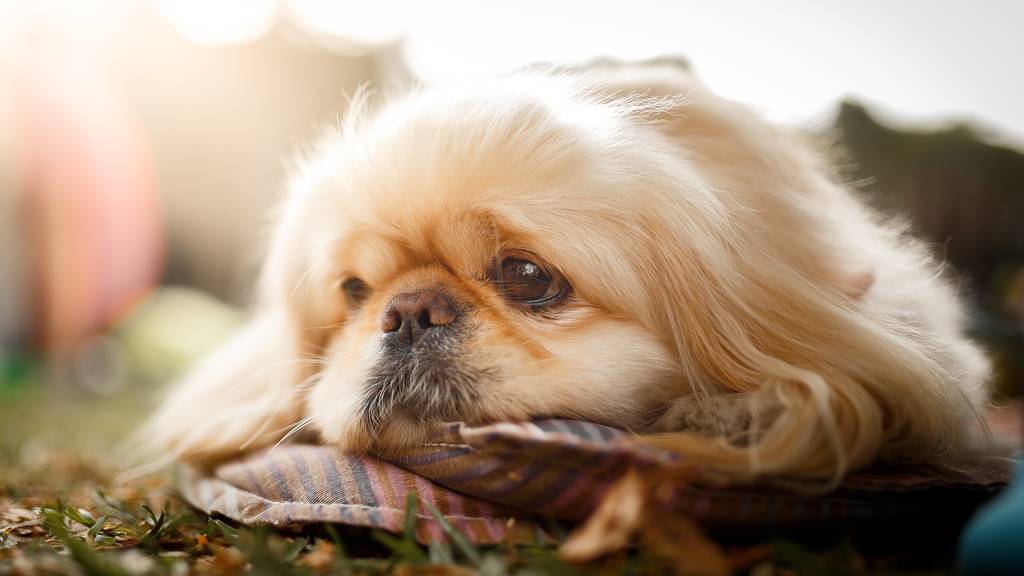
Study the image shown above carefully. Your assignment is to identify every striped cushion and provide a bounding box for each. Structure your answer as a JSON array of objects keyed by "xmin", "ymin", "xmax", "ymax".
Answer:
[{"xmin": 178, "ymin": 419, "xmax": 1011, "ymax": 544}]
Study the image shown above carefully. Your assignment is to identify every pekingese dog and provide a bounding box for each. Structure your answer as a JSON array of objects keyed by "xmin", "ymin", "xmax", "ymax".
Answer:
[{"xmin": 144, "ymin": 61, "xmax": 989, "ymax": 484}]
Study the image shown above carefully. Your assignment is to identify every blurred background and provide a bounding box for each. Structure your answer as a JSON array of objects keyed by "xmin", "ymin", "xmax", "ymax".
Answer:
[{"xmin": 0, "ymin": 0, "xmax": 1021, "ymax": 458}]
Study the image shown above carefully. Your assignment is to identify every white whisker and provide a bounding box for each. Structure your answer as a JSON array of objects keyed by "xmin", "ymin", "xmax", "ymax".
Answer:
[{"xmin": 269, "ymin": 416, "xmax": 318, "ymax": 454}]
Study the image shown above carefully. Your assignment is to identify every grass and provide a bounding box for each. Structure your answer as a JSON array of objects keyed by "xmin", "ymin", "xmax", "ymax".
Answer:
[
  {"xmin": 0, "ymin": 373, "xmax": 684, "ymax": 575},
  {"xmin": 0, "ymin": 366, "xmax": 960, "ymax": 575},
  {"xmin": 3, "ymin": 474, "xmax": 875, "ymax": 576},
  {"xmin": 1, "ymin": 474, "xmax": 680, "ymax": 575}
]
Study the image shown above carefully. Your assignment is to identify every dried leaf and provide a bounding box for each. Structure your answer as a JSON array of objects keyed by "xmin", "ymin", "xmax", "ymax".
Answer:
[
  {"xmin": 211, "ymin": 546, "xmax": 247, "ymax": 576},
  {"xmin": 559, "ymin": 470, "xmax": 646, "ymax": 562},
  {"xmin": 299, "ymin": 539, "xmax": 337, "ymax": 572},
  {"xmin": 1, "ymin": 507, "xmax": 36, "ymax": 524},
  {"xmin": 726, "ymin": 544, "xmax": 773, "ymax": 571},
  {"xmin": 560, "ymin": 466, "xmax": 737, "ymax": 576},
  {"xmin": 641, "ymin": 516, "xmax": 730, "ymax": 576}
]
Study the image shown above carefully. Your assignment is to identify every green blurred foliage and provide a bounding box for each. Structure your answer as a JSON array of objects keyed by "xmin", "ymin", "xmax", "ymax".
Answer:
[{"xmin": 114, "ymin": 287, "xmax": 243, "ymax": 387}]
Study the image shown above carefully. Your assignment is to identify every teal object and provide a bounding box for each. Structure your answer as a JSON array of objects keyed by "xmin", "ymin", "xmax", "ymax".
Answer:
[{"xmin": 958, "ymin": 458, "xmax": 1024, "ymax": 575}]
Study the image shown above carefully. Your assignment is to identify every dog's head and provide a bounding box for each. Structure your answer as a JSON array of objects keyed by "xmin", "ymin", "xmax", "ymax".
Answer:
[{"xmin": 263, "ymin": 73, "xmax": 747, "ymax": 451}]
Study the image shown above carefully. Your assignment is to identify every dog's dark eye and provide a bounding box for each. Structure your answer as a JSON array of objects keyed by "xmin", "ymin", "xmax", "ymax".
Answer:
[
  {"xmin": 341, "ymin": 277, "xmax": 370, "ymax": 306},
  {"xmin": 494, "ymin": 256, "xmax": 567, "ymax": 307}
]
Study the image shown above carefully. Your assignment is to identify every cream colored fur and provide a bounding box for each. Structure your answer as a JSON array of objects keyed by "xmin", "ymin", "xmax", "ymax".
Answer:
[{"xmin": 142, "ymin": 62, "xmax": 989, "ymax": 485}]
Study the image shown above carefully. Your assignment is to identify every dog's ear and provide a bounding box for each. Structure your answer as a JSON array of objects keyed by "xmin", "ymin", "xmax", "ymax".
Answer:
[{"xmin": 140, "ymin": 311, "xmax": 307, "ymax": 467}]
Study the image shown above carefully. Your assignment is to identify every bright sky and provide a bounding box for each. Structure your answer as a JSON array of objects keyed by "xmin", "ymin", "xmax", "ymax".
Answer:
[
  {"xmin": 395, "ymin": 0, "xmax": 1024, "ymax": 142},
  {"xmin": 12, "ymin": 0, "xmax": 1024, "ymax": 142}
]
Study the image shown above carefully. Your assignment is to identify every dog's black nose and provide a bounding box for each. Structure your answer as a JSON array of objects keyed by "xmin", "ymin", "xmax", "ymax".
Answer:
[{"xmin": 381, "ymin": 289, "xmax": 458, "ymax": 347}]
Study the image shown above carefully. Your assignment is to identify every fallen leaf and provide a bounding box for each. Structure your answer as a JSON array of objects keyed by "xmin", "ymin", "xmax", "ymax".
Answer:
[
  {"xmin": 1, "ymin": 507, "xmax": 36, "ymax": 524},
  {"xmin": 641, "ymin": 515, "xmax": 730, "ymax": 576},
  {"xmin": 298, "ymin": 539, "xmax": 336, "ymax": 572},
  {"xmin": 726, "ymin": 544, "xmax": 773, "ymax": 571},
  {"xmin": 559, "ymin": 470, "xmax": 646, "ymax": 562},
  {"xmin": 209, "ymin": 546, "xmax": 246, "ymax": 576},
  {"xmin": 560, "ymin": 466, "xmax": 738, "ymax": 576}
]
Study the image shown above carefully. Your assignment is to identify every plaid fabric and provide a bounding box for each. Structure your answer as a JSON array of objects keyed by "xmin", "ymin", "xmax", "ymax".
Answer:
[
  {"xmin": 179, "ymin": 419, "xmax": 1013, "ymax": 544},
  {"xmin": 177, "ymin": 444, "xmax": 544, "ymax": 543}
]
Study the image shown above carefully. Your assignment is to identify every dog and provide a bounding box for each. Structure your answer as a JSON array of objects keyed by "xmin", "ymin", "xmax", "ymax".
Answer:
[{"xmin": 143, "ymin": 61, "xmax": 989, "ymax": 485}]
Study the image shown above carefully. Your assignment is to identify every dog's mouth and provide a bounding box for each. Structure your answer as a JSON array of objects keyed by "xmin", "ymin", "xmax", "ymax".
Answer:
[{"xmin": 358, "ymin": 340, "xmax": 487, "ymax": 438}]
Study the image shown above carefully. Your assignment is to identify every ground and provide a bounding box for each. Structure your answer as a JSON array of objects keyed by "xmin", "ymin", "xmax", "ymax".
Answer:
[{"xmin": 0, "ymin": 364, "xmax": 967, "ymax": 575}]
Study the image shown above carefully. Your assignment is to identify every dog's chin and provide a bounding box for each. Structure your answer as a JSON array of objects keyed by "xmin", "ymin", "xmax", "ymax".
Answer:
[
  {"xmin": 337, "ymin": 353, "xmax": 491, "ymax": 454},
  {"xmin": 340, "ymin": 405, "xmax": 474, "ymax": 457}
]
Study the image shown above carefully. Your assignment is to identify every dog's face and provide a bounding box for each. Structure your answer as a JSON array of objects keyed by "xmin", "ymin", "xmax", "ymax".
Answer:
[{"xmin": 271, "ymin": 77, "xmax": 713, "ymax": 451}]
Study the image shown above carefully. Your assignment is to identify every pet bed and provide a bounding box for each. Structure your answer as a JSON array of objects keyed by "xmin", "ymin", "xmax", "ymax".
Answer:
[{"xmin": 178, "ymin": 419, "xmax": 1011, "ymax": 544}]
